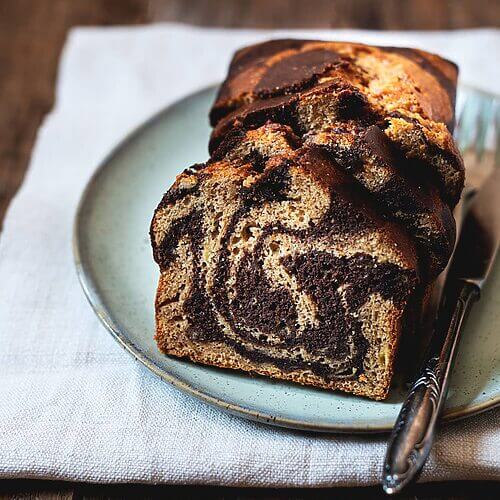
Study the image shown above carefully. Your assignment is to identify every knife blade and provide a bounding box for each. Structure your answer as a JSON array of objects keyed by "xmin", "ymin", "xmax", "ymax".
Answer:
[
  {"xmin": 382, "ymin": 167, "xmax": 500, "ymax": 495},
  {"xmin": 449, "ymin": 167, "xmax": 500, "ymax": 287}
]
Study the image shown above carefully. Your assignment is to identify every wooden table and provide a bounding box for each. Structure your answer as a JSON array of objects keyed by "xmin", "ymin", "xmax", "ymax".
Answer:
[{"xmin": 1, "ymin": 1, "xmax": 499, "ymax": 498}]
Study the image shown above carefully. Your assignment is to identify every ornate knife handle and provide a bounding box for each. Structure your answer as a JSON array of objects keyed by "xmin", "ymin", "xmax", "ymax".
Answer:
[{"xmin": 382, "ymin": 280, "xmax": 479, "ymax": 495}]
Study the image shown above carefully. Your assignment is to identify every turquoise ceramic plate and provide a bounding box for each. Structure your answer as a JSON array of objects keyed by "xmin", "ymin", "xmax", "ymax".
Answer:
[{"xmin": 74, "ymin": 85, "xmax": 500, "ymax": 433}]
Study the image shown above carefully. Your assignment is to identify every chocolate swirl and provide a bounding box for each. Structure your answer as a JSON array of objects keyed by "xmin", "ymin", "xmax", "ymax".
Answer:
[{"xmin": 152, "ymin": 148, "xmax": 418, "ymax": 393}]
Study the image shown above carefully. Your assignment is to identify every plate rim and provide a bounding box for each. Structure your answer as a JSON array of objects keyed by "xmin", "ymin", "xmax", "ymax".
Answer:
[{"xmin": 73, "ymin": 83, "xmax": 500, "ymax": 433}]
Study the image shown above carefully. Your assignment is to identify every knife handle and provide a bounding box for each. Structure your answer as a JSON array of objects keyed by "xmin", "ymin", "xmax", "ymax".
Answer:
[{"xmin": 382, "ymin": 279, "xmax": 479, "ymax": 495}]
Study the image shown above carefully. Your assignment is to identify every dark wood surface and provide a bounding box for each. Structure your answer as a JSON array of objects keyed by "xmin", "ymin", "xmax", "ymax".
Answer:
[
  {"xmin": 0, "ymin": 480, "xmax": 499, "ymax": 500},
  {"xmin": 1, "ymin": 0, "xmax": 499, "ymax": 498}
]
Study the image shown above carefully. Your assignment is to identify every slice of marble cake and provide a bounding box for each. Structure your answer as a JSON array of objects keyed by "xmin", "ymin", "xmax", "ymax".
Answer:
[
  {"xmin": 150, "ymin": 40, "xmax": 464, "ymax": 400},
  {"xmin": 151, "ymin": 131, "xmax": 419, "ymax": 400}
]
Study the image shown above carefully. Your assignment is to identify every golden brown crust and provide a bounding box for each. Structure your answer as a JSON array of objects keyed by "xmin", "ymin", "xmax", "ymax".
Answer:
[
  {"xmin": 209, "ymin": 39, "xmax": 464, "ymax": 206},
  {"xmin": 211, "ymin": 40, "xmax": 457, "ymax": 127}
]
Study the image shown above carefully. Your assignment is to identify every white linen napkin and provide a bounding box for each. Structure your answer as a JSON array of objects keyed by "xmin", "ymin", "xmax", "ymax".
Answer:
[{"xmin": 0, "ymin": 25, "xmax": 499, "ymax": 486}]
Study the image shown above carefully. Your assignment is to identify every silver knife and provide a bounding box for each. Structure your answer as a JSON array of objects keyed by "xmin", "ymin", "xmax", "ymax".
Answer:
[{"xmin": 382, "ymin": 166, "xmax": 500, "ymax": 495}]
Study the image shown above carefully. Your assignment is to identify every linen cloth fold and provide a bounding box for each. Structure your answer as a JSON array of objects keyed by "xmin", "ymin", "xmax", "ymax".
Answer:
[{"xmin": 0, "ymin": 25, "xmax": 499, "ymax": 486}]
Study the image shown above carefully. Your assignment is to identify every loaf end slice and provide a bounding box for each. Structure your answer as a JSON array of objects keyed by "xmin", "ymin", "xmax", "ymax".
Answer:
[{"xmin": 151, "ymin": 149, "xmax": 419, "ymax": 400}]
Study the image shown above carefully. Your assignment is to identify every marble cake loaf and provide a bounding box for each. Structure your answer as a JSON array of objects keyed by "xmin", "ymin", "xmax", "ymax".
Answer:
[{"xmin": 150, "ymin": 40, "xmax": 464, "ymax": 400}]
